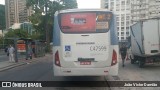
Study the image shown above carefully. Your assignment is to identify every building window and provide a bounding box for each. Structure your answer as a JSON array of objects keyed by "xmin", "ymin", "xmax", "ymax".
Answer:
[
  {"xmin": 121, "ymin": 8, "xmax": 125, "ymax": 11},
  {"xmin": 116, "ymin": 8, "xmax": 120, "ymax": 11},
  {"xmin": 121, "ymin": 22, "xmax": 124, "ymax": 26},
  {"xmin": 126, "ymin": 21, "xmax": 130, "ymax": 26},
  {"xmin": 126, "ymin": 27, "xmax": 129, "ymax": 29},
  {"xmin": 127, "ymin": 0, "xmax": 130, "ymax": 4},
  {"xmin": 111, "ymin": 2, "xmax": 114, "ymax": 6},
  {"xmin": 121, "ymin": 37, "xmax": 124, "ymax": 40},
  {"xmin": 116, "ymin": 17, "xmax": 119, "ymax": 21},
  {"xmin": 117, "ymin": 22, "xmax": 119, "ymax": 26},
  {"xmin": 126, "ymin": 16, "xmax": 130, "ymax": 20},
  {"xmin": 121, "ymin": 1, "xmax": 125, "ymax": 5},
  {"xmin": 121, "ymin": 27, "xmax": 124, "ymax": 29},
  {"xmin": 121, "ymin": 17, "xmax": 125, "ymax": 21},
  {"xmin": 126, "ymin": 32, "xmax": 129, "ymax": 34}
]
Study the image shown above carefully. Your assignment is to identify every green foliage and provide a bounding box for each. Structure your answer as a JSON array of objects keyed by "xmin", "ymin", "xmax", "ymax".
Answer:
[
  {"xmin": 26, "ymin": 0, "xmax": 77, "ymax": 52},
  {"xmin": 62, "ymin": 0, "xmax": 78, "ymax": 9},
  {"xmin": 26, "ymin": 0, "xmax": 78, "ymax": 43},
  {"xmin": 4, "ymin": 29, "xmax": 28, "ymax": 38}
]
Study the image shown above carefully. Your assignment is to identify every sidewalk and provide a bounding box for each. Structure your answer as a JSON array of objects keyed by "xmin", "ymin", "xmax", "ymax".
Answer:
[{"xmin": 0, "ymin": 54, "xmax": 52, "ymax": 72}]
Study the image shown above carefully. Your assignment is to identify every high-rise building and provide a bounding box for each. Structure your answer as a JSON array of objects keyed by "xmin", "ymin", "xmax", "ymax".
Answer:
[
  {"xmin": 5, "ymin": 0, "xmax": 33, "ymax": 29},
  {"xmin": 0, "ymin": 4, "xmax": 5, "ymax": 30},
  {"xmin": 21, "ymin": 22, "xmax": 34, "ymax": 35},
  {"xmin": 131, "ymin": 0, "xmax": 160, "ymax": 24},
  {"xmin": 101, "ymin": 0, "xmax": 131, "ymax": 42}
]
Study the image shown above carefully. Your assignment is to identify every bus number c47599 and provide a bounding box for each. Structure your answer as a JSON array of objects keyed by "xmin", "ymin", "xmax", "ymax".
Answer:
[{"xmin": 90, "ymin": 46, "xmax": 107, "ymax": 51}]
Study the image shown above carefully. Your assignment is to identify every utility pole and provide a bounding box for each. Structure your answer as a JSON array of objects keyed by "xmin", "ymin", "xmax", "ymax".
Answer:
[
  {"xmin": 2, "ymin": 29, "xmax": 4, "ymax": 48},
  {"xmin": 44, "ymin": 1, "xmax": 50, "ymax": 52}
]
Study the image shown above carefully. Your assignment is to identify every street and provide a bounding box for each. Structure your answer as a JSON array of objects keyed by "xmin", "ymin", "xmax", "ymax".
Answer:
[
  {"xmin": 0, "ymin": 55, "xmax": 160, "ymax": 90},
  {"xmin": 0, "ymin": 55, "xmax": 110, "ymax": 90},
  {"xmin": 0, "ymin": 54, "xmax": 8, "ymax": 62},
  {"xmin": 118, "ymin": 60, "xmax": 160, "ymax": 81},
  {"xmin": 0, "ymin": 55, "xmax": 106, "ymax": 81}
]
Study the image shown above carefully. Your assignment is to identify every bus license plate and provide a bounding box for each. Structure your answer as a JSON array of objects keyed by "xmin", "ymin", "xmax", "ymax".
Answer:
[{"xmin": 80, "ymin": 61, "xmax": 91, "ymax": 65}]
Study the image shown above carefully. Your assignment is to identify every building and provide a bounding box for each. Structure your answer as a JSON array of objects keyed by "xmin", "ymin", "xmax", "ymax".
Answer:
[
  {"xmin": 20, "ymin": 22, "xmax": 34, "ymax": 35},
  {"xmin": 131, "ymin": 0, "xmax": 160, "ymax": 24},
  {"xmin": 0, "ymin": 4, "xmax": 5, "ymax": 30},
  {"xmin": 5, "ymin": 0, "xmax": 33, "ymax": 29},
  {"xmin": 101, "ymin": 0, "xmax": 131, "ymax": 42},
  {"xmin": 8, "ymin": 22, "xmax": 34, "ymax": 35},
  {"xmin": 10, "ymin": 23, "xmax": 21, "ymax": 29}
]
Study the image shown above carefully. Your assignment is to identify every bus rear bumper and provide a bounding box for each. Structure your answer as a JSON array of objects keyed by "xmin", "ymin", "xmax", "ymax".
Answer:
[{"xmin": 53, "ymin": 64, "xmax": 118, "ymax": 76}]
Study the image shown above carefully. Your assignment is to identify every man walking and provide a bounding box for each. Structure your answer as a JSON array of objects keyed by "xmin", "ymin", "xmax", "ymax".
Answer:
[
  {"xmin": 8, "ymin": 45, "xmax": 15, "ymax": 62},
  {"xmin": 120, "ymin": 44, "xmax": 127, "ymax": 67}
]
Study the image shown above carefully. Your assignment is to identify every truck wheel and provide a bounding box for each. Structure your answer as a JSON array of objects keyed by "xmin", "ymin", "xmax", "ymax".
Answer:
[
  {"xmin": 131, "ymin": 59, "xmax": 135, "ymax": 64},
  {"xmin": 130, "ymin": 55, "xmax": 135, "ymax": 64},
  {"xmin": 138, "ymin": 60, "xmax": 144, "ymax": 68}
]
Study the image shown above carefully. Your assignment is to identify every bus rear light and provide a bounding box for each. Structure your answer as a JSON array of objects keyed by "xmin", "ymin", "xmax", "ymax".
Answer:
[
  {"xmin": 55, "ymin": 51, "xmax": 61, "ymax": 67},
  {"xmin": 111, "ymin": 49, "xmax": 117, "ymax": 66}
]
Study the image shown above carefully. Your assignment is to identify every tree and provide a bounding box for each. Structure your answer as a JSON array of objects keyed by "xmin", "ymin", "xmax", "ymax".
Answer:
[
  {"xmin": 26, "ymin": 0, "xmax": 78, "ymax": 43},
  {"xmin": 26, "ymin": 0, "xmax": 77, "ymax": 52},
  {"xmin": 4, "ymin": 29, "xmax": 28, "ymax": 38},
  {"xmin": 62, "ymin": 0, "xmax": 78, "ymax": 9}
]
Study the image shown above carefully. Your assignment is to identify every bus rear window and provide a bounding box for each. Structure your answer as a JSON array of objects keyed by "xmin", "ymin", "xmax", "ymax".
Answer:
[{"xmin": 59, "ymin": 12, "xmax": 112, "ymax": 33}]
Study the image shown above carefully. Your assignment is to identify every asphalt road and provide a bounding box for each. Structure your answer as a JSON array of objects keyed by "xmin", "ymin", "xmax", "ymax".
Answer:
[
  {"xmin": 1, "ymin": 55, "xmax": 160, "ymax": 90},
  {"xmin": 0, "ymin": 54, "xmax": 8, "ymax": 62},
  {"xmin": 0, "ymin": 53, "xmax": 27, "ymax": 62},
  {"xmin": 0, "ymin": 55, "xmax": 110, "ymax": 90}
]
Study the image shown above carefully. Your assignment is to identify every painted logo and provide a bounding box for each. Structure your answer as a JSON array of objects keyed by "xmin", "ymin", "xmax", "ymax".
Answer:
[{"xmin": 65, "ymin": 46, "xmax": 71, "ymax": 51}]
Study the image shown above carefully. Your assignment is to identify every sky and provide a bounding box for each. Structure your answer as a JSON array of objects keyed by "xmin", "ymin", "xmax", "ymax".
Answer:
[
  {"xmin": 77, "ymin": 0, "xmax": 100, "ymax": 9},
  {"xmin": 0, "ymin": 0, "xmax": 4, "ymax": 5},
  {"xmin": 0, "ymin": 0, "xmax": 101, "ymax": 8}
]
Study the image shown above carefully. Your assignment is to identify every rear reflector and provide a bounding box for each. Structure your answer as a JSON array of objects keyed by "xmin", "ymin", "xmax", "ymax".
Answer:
[
  {"xmin": 55, "ymin": 51, "xmax": 61, "ymax": 67},
  {"xmin": 104, "ymin": 71, "xmax": 108, "ymax": 73},
  {"xmin": 63, "ymin": 71, "xmax": 71, "ymax": 73},
  {"xmin": 111, "ymin": 49, "xmax": 117, "ymax": 66}
]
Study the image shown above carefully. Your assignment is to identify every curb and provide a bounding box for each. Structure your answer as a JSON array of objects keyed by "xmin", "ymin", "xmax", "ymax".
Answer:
[
  {"xmin": 0, "ymin": 62, "xmax": 27, "ymax": 72},
  {"xmin": 0, "ymin": 55, "xmax": 51, "ymax": 72}
]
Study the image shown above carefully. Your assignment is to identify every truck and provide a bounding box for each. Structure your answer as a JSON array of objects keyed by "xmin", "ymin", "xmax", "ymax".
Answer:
[{"xmin": 130, "ymin": 19, "xmax": 160, "ymax": 68}]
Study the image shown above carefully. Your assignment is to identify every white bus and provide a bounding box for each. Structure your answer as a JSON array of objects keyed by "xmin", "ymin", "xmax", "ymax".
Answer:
[{"xmin": 53, "ymin": 9, "xmax": 119, "ymax": 76}]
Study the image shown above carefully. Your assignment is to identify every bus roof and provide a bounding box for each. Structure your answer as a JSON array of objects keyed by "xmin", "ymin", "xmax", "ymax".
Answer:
[{"xmin": 56, "ymin": 9, "xmax": 113, "ymax": 14}]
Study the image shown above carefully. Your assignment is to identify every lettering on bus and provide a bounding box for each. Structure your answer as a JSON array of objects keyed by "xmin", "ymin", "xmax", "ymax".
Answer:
[
  {"xmin": 90, "ymin": 46, "xmax": 107, "ymax": 51},
  {"xmin": 96, "ymin": 13, "xmax": 112, "ymax": 30}
]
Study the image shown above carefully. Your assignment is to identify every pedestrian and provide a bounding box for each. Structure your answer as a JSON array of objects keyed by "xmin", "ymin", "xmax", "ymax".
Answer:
[
  {"xmin": 26, "ymin": 45, "xmax": 32, "ymax": 60},
  {"xmin": 4, "ymin": 46, "xmax": 8, "ymax": 53},
  {"xmin": 4, "ymin": 46, "xmax": 9, "ymax": 56},
  {"xmin": 120, "ymin": 44, "xmax": 127, "ymax": 67},
  {"xmin": 8, "ymin": 45, "xmax": 15, "ymax": 62},
  {"xmin": 32, "ymin": 47, "xmax": 35, "ymax": 58}
]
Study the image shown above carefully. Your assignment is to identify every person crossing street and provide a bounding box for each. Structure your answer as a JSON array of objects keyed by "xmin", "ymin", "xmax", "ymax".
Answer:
[{"xmin": 120, "ymin": 44, "xmax": 127, "ymax": 67}]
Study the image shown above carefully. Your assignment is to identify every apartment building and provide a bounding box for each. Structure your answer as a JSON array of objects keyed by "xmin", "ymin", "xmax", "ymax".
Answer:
[
  {"xmin": 0, "ymin": 4, "xmax": 5, "ymax": 30},
  {"xmin": 131, "ymin": 0, "xmax": 160, "ymax": 24},
  {"xmin": 101, "ymin": 0, "xmax": 131, "ymax": 42},
  {"xmin": 5, "ymin": 0, "xmax": 33, "ymax": 29}
]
